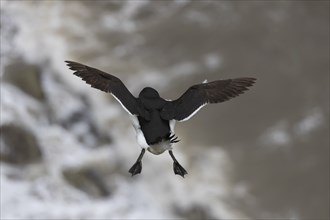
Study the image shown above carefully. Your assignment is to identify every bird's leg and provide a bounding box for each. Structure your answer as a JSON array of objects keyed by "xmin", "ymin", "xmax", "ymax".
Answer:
[
  {"xmin": 129, "ymin": 149, "xmax": 146, "ymax": 176},
  {"xmin": 169, "ymin": 150, "xmax": 188, "ymax": 178}
]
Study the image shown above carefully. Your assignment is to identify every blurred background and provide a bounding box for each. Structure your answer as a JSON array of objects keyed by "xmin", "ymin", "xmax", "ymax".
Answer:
[{"xmin": 1, "ymin": 1, "xmax": 329, "ymax": 219}]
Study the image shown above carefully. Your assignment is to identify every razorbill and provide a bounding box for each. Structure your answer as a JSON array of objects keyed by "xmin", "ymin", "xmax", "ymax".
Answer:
[{"xmin": 66, "ymin": 61, "xmax": 256, "ymax": 177}]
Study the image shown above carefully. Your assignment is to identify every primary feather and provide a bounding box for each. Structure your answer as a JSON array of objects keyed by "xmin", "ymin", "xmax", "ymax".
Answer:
[
  {"xmin": 160, "ymin": 78, "xmax": 256, "ymax": 121},
  {"xmin": 65, "ymin": 61, "xmax": 147, "ymax": 118}
]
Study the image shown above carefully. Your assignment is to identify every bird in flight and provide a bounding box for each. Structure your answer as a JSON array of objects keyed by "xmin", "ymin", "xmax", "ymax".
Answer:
[{"xmin": 66, "ymin": 61, "xmax": 256, "ymax": 177}]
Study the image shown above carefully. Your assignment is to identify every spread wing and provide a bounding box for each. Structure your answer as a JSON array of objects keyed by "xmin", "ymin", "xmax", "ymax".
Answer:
[
  {"xmin": 65, "ymin": 61, "xmax": 141, "ymax": 116},
  {"xmin": 160, "ymin": 77, "xmax": 256, "ymax": 121}
]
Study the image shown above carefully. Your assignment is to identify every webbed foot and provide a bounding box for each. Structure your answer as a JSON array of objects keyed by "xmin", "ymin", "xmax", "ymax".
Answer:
[
  {"xmin": 169, "ymin": 150, "xmax": 188, "ymax": 178},
  {"xmin": 129, "ymin": 161, "xmax": 142, "ymax": 176},
  {"xmin": 129, "ymin": 149, "xmax": 145, "ymax": 176},
  {"xmin": 173, "ymin": 161, "xmax": 188, "ymax": 178}
]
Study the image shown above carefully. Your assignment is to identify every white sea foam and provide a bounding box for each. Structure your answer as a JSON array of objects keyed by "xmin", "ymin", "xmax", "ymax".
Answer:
[{"xmin": 0, "ymin": 1, "xmax": 244, "ymax": 219}]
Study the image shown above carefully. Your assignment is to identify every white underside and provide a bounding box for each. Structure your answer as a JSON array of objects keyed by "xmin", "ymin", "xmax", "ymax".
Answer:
[
  {"xmin": 116, "ymin": 91, "xmax": 204, "ymax": 153},
  {"xmin": 147, "ymin": 140, "xmax": 173, "ymax": 155},
  {"xmin": 130, "ymin": 115, "xmax": 149, "ymax": 148},
  {"xmin": 113, "ymin": 82, "xmax": 207, "ymax": 154},
  {"xmin": 130, "ymin": 115, "xmax": 176, "ymax": 155},
  {"xmin": 114, "ymin": 95, "xmax": 169, "ymax": 153}
]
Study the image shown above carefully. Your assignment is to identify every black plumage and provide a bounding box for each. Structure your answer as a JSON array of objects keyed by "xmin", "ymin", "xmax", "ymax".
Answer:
[
  {"xmin": 65, "ymin": 60, "xmax": 256, "ymax": 177},
  {"xmin": 66, "ymin": 61, "xmax": 150, "ymax": 120},
  {"xmin": 160, "ymin": 78, "xmax": 256, "ymax": 121}
]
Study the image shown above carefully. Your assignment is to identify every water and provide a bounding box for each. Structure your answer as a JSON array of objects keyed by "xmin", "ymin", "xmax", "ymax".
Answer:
[{"xmin": 1, "ymin": 1, "xmax": 329, "ymax": 219}]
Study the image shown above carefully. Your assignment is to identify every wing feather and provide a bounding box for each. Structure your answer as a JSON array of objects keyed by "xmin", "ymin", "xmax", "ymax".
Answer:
[
  {"xmin": 161, "ymin": 77, "xmax": 256, "ymax": 121},
  {"xmin": 65, "ymin": 61, "xmax": 140, "ymax": 116}
]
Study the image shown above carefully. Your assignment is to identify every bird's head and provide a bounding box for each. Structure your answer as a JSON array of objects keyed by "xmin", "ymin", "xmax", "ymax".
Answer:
[{"xmin": 139, "ymin": 87, "xmax": 160, "ymax": 99}]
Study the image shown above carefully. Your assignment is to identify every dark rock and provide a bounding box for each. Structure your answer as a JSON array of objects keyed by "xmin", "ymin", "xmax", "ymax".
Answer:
[
  {"xmin": 60, "ymin": 107, "xmax": 112, "ymax": 148},
  {"xmin": 62, "ymin": 166, "xmax": 111, "ymax": 198},
  {"xmin": 0, "ymin": 124, "xmax": 43, "ymax": 165},
  {"xmin": 3, "ymin": 60, "xmax": 44, "ymax": 100},
  {"xmin": 42, "ymin": 74, "xmax": 112, "ymax": 148}
]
